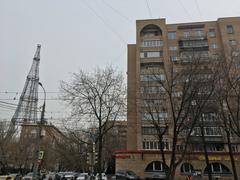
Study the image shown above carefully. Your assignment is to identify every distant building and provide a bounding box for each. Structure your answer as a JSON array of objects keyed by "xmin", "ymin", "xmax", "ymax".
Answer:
[
  {"xmin": 115, "ymin": 17, "xmax": 240, "ymax": 179},
  {"xmin": 16, "ymin": 123, "xmax": 66, "ymax": 170}
]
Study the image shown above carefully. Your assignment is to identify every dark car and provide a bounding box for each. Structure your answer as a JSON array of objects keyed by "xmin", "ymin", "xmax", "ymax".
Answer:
[
  {"xmin": 145, "ymin": 173, "xmax": 166, "ymax": 180},
  {"xmin": 115, "ymin": 170, "xmax": 139, "ymax": 180}
]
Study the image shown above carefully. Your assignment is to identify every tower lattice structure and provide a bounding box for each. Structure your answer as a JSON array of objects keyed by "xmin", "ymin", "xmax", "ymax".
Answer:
[{"xmin": 11, "ymin": 44, "xmax": 41, "ymax": 125}]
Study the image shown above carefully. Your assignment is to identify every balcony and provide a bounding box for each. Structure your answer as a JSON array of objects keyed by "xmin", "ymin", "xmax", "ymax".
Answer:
[
  {"xmin": 179, "ymin": 39, "xmax": 209, "ymax": 51},
  {"xmin": 179, "ymin": 35, "xmax": 207, "ymax": 41},
  {"xmin": 189, "ymin": 135, "xmax": 224, "ymax": 143}
]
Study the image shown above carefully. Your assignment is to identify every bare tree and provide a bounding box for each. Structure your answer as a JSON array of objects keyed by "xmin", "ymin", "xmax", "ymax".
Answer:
[
  {"xmin": 0, "ymin": 120, "xmax": 10, "ymax": 173},
  {"xmin": 214, "ymin": 49, "xmax": 240, "ymax": 180},
  {"xmin": 141, "ymin": 52, "xmax": 218, "ymax": 179},
  {"xmin": 60, "ymin": 66, "xmax": 126, "ymax": 178}
]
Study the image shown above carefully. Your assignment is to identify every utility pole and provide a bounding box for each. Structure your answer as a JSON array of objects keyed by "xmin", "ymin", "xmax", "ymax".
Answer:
[{"xmin": 33, "ymin": 82, "xmax": 46, "ymax": 180}]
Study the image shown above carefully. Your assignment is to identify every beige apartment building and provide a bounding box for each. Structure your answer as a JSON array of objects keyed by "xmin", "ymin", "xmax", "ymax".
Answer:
[{"xmin": 115, "ymin": 17, "xmax": 240, "ymax": 179}]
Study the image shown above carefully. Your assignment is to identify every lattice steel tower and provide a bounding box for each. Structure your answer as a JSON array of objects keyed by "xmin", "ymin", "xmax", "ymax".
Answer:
[{"xmin": 11, "ymin": 44, "xmax": 41, "ymax": 125}]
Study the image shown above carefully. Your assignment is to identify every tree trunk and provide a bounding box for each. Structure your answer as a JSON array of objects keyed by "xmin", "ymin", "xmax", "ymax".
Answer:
[
  {"xmin": 168, "ymin": 165, "xmax": 176, "ymax": 180},
  {"xmin": 97, "ymin": 125, "xmax": 103, "ymax": 180},
  {"xmin": 226, "ymin": 130, "xmax": 238, "ymax": 180},
  {"xmin": 168, "ymin": 131, "xmax": 177, "ymax": 180},
  {"xmin": 200, "ymin": 126, "xmax": 212, "ymax": 180},
  {"xmin": 158, "ymin": 136, "xmax": 168, "ymax": 179}
]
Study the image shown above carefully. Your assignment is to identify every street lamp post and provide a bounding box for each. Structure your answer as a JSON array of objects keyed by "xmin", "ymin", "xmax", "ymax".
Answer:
[{"xmin": 33, "ymin": 82, "xmax": 46, "ymax": 180}]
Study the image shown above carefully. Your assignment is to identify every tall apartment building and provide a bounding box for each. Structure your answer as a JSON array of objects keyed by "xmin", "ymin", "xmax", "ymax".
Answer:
[{"xmin": 115, "ymin": 17, "xmax": 240, "ymax": 179}]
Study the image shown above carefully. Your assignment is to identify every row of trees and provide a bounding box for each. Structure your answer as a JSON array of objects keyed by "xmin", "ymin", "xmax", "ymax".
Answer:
[
  {"xmin": 0, "ymin": 66, "xmax": 126, "ymax": 175},
  {"xmin": 0, "ymin": 120, "xmax": 127, "ymax": 174},
  {"xmin": 142, "ymin": 49, "xmax": 240, "ymax": 179}
]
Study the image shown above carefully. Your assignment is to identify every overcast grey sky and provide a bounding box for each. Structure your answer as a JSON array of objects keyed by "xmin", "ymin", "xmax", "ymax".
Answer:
[{"xmin": 0, "ymin": 0, "xmax": 240, "ymax": 124}]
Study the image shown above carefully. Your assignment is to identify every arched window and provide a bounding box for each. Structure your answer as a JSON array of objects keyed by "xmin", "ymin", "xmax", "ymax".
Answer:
[
  {"xmin": 180, "ymin": 163, "xmax": 194, "ymax": 174},
  {"xmin": 204, "ymin": 163, "xmax": 232, "ymax": 175},
  {"xmin": 145, "ymin": 161, "xmax": 169, "ymax": 172},
  {"xmin": 140, "ymin": 24, "xmax": 162, "ymax": 37}
]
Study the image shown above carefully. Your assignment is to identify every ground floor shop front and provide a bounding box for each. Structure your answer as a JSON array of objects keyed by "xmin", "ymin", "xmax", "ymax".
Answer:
[{"xmin": 115, "ymin": 150, "xmax": 240, "ymax": 180}]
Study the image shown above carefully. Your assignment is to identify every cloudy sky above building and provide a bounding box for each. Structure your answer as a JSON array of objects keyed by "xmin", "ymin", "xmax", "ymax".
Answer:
[{"xmin": 0, "ymin": 0, "xmax": 240, "ymax": 125}]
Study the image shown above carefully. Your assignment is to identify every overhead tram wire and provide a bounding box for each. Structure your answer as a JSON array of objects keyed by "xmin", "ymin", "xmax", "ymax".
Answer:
[
  {"xmin": 101, "ymin": 0, "xmax": 133, "ymax": 24},
  {"xmin": 177, "ymin": 0, "xmax": 192, "ymax": 19},
  {"xmin": 145, "ymin": 0, "xmax": 153, "ymax": 18},
  {"xmin": 0, "ymin": 91, "xmax": 60, "ymax": 94},
  {"xmin": 81, "ymin": 0, "xmax": 127, "ymax": 45},
  {"xmin": 194, "ymin": 0, "xmax": 203, "ymax": 20},
  {"xmin": 0, "ymin": 101, "xmax": 18, "ymax": 106}
]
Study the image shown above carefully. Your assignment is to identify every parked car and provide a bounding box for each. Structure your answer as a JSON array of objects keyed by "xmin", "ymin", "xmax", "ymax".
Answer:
[
  {"xmin": 55, "ymin": 172, "xmax": 65, "ymax": 180},
  {"xmin": 76, "ymin": 173, "xmax": 89, "ymax": 180},
  {"xmin": 63, "ymin": 172, "xmax": 78, "ymax": 180},
  {"xmin": 95, "ymin": 173, "xmax": 107, "ymax": 180},
  {"xmin": 8, "ymin": 173, "xmax": 22, "ymax": 180},
  {"xmin": 23, "ymin": 172, "xmax": 34, "ymax": 180},
  {"xmin": 145, "ymin": 173, "xmax": 166, "ymax": 180},
  {"xmin": 115, "ymin": 170, "xmax": 139, "ymax": 180},
  {"xmin": 44, "ymin": 172, "xmax": 56, "ymax": 180},
  {"xmin": 0, "ymin": 175, "xmax": 14, "ymax": 180}
]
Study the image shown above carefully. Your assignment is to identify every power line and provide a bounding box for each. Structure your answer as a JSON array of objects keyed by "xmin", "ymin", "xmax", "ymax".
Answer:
[
  {"xmin": 81, "ymin": 0, "xmax": 127, "ymax": 44},
  {"xmin": 177, "ymin": 0, "xmax": 192, "ymax": 18},
  {"xmin": 0, "ymin": 98, "xmax": 65, "ymax": 101},
  {"xmin": 145, "ymin": 0, "xmax": 153, "ymax": 18},
  {"xmin": 0, "ymin": 91, "xmax": 60, "ymax": 94},
  {"xmin": 194, "ymin": 0, "xmax": 203, "ymax": 20},
  {"xmin": 101, "ymin": 0, "xmax": 133, "ymax": 24},
  {"xmin": 0, "ymin": 101, "xmax": 18, "ymax": 106}
]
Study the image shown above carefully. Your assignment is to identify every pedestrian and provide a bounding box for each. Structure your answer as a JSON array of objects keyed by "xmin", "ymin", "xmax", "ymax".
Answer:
[{"xmin": 186, "ymin": 175, "xmax": 192, "ymax": 180}]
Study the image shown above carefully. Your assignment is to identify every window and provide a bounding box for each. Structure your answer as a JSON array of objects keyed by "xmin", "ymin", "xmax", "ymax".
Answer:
[
  {"xmin": 211, "ymin": 43, "xmax": 218, "ymax": 49},
  {"xmin": 207, "ymin": 143, "xmax": 224, "ymax": 152},
  {"xmin": 142, "ymin": 127, "xmax": 168, "ymax": 135},
  {"xmin": 181, "ymin": 51, "xmax": 209, "ymax": 59},
  {"xmin": 145, "ymin": 161, "xmax": 168, "ymax": 172},
  {"xmin": 31, "ymin": 129, "xmax": 37, "ymax": 134},
  {"xmin": 181, "ymin": 163, "xmax": 194, "ymax": 174},
  {"xmin": 142, "ymin": 140, "xmax": 169, "ymax": 150},
  {"xmin": 176, "ymin": 144, "xmax": 185, "ymax": 152},
  {"xmin": 204, "ymin": 163, "xmax": 232, "ymax": 175},
  {"xmin": 141, "ymin": 40, "xmax": 163, "ymax": 47},
  {"xmin": 172, "ymin": 91, "xmax": 182, "ymax": 97},
  {"xmin": 229, "ymin": 40, "xmax": 237, "ymax": 46},
  {"xmin": 180, "ymin": 40, "xmax": 208, "ymax": 48},
  {"xmin": 208, "ymin": 29, "xmax": 216, "ymax": 37},
  {"xmin": 141, "ymin": 86, "xmax": 165, "ymax": 93},
  {"xmin": 204, "ymin": 127, "xmax": 222, "ymax": 136},
  {"xmin": 170, "ymin": 56, "xmax": 179, "ymax": 62},
  {"xmin": 143, "ymin": 99, "xmax": 165, "ymax": 107},
  {"xmin": 191, "ymin": 127, "xmax": 222, "ymax": 136},
  {"xmin": 231, "ymin": 145, "xmax": 238, "ymax": 152},
  {"xmin": 201, "ymin": 113, "xmax": 218, "ymax": 121},
  {"xmin": 169, "ymin": 45, "xmax": 178, "ymax": 51},
  {"xmin": 140, "ymin": 74, "xmax": 165, "ymax": 81},
  {"xmin": 227, "ymin": 25, "xmax": 234, "ymax": 34},
  {"xmin": 168, "ymin": 32, "xmax": 177, "ymax": 39},
  {"xmin": 142, "ymin": 112, "xmax": 168, "ymax": 120},
  {"xmin": 195, "ymin": 30, "xmax": 204, "ymax": 37},
  {"xmin": 41, "ymin": 129, "xmax": 46, "ymax": 137},
  {"xmin": 141, "ymin": 24, "xmax": 162, "ymax": 37},
  {"xmin": 140, "ymin": 62, "xmax": 163, "ymax": 69},
  {"xmin": 140, "ymin": 51, "xmax": 163, "ymax": 58},
  {"xmin": 183, "ymin": 31, "xmax": 190, "ymax": 38}
]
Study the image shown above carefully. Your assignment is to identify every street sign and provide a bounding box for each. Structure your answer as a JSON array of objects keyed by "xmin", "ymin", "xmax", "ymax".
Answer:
[{"xmin": 38, "ymin": 151, "xmax": 44, "ymax": 160}]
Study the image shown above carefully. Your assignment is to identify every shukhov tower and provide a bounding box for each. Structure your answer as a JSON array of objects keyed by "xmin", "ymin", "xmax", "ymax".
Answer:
[{"xmin": 11, "ymin": 44, "xmax": 41, "ymax": 125}]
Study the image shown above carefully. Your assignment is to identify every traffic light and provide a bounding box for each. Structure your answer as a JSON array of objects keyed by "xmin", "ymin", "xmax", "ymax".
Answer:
[
  {"xmin": 87, "ymin": 152, "xmax": 93, "ymax": 165},
  {"xmin": 87, "ymin": 152, "xmax": 99, "ymax": 165},
  {"xmin": 94, "ymin": 152, "xmax": 98, "ymax": 164}
]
